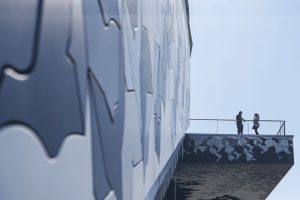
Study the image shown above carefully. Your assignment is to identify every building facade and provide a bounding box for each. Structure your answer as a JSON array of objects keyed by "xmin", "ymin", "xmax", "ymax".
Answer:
[{"xmin": 0, "ymin": 0, "xmax": 192, "ymax": 200}]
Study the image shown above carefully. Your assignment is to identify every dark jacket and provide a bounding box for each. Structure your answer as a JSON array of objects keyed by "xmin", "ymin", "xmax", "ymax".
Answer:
[{"xmin": 236, "ymin": 114, "xmax": 244, "ymax": 127}]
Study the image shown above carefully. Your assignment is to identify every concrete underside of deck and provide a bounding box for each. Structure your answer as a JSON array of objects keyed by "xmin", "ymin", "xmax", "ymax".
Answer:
[{"xmin": 166, "ymin": 163, "xmax": 292, "ymax": 200}]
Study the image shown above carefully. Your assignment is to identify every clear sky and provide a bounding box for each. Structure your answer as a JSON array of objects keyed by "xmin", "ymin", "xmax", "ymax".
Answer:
[{"xmin": 189, "ymin": 0, "xmax": 300, "ymax": 199}]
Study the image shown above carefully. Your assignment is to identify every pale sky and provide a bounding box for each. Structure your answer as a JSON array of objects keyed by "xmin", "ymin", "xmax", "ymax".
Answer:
[{"xmin": 189, "ymin": 0, "xmax": 300, "ymax": 199}]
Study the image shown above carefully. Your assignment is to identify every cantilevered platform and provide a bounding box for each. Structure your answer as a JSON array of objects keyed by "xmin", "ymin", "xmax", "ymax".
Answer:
[{"xmin": 164, "ymin": 134, "xmax": 294, "ymax": 200}]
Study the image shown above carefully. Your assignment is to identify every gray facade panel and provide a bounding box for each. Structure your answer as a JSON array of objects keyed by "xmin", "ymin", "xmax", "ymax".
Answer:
[{"xmin": 0, "ymin": 0, "xmax": 191, "ymax": 199}]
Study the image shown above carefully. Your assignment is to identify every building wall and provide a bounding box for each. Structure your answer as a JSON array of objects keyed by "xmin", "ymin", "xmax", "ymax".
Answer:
[{"xmin": 0, "ymin": 0, "xmax": 191, "ymax": 199}]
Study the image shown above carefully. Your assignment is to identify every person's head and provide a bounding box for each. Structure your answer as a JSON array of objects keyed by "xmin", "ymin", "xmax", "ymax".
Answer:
[
  {"xmin": 239, "ymin": 111, "xmax": 242, "ymax": 115},
  {"xmin": 255, "ymin": 113, "xmax": 259, "ymax": 118}
]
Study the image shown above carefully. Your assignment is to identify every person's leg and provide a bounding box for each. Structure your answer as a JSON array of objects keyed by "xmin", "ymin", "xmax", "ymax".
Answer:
[
  {"xmin": 255, "ymin": 128, "xmax": 259, "ymax": 135},
  {"xmin": 238, "ymin": 126, "xmax": 241, "ymax": 134},
  {"xmin": 241, "ymin": 126, "xmax": 243, "ymax": 135}
]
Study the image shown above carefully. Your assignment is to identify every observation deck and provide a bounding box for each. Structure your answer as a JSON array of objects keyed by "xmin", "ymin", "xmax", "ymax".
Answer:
[{"xmin": 164, "ymin": 119, "xmax": 294, "ymax": 200}]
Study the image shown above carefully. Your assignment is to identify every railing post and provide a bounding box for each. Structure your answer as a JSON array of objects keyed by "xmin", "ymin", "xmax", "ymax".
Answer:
[
  {"xmin": 284, "ymin": 121, "xmax": 286, "ymax": 135},
  {"xmin": 279, "ymin": 122, "xmax": 282, "ymax": 135},
  {"xmin": 277, "ymin": 121, "xmax": 285, "ymax": 136},
  {"xmin": 247, "ymin": 121, "xmax": 249, "ymax": 134},
  {"xmin": 216, "ymin": 120, "xmax": 219, "ymax": 134}
]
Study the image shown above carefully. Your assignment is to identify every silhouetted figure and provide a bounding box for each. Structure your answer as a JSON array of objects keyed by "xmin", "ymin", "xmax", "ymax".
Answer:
[
  {"xmin": 236, "ymin": 111, "xmax": 245, "ymax": 135},
  {"xmin": 252, "ymin": 113, "xmax": 260, "ymax": 135}
]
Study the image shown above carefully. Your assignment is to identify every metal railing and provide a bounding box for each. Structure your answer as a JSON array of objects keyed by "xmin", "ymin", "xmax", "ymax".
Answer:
[{"xmin": 188, "ymin": 119, "xmax": 286, "ymax": 135}]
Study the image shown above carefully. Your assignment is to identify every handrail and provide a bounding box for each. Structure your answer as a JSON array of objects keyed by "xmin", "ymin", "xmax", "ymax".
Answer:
[
  {"xmin": 189, "ymin": 119, "xmax": 286, "ymax": 135},
  {"xmin": 190, "ymin": 119, "xmax": 285, "ymax": 122}
]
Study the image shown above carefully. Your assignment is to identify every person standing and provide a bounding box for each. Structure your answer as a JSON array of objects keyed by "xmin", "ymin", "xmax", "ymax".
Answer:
[
  {"xmin": 252, "ymin": 113, "xmax": 260, "ymax": 135},
  {"xmin": 236, "ymin": 111, "xmax": 246, "ymax": 135}
]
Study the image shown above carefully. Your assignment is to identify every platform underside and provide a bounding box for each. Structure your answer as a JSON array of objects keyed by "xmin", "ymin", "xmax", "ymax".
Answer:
[{"xmin": 170, "ymin": 163, "xmax": 292, "ymax": 200}]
